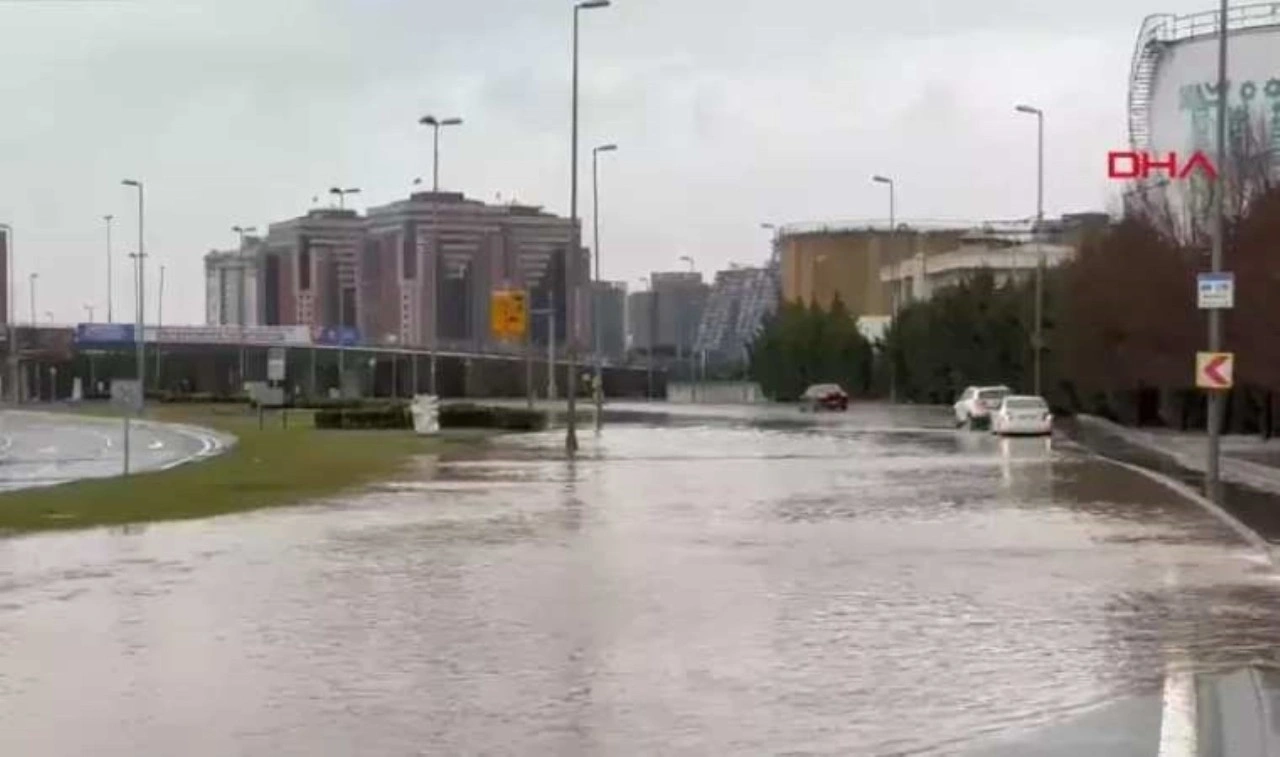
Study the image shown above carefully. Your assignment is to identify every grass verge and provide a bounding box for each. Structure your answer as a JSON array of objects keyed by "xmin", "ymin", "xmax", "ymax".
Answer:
[{"xmin": 0, "ymin": 404, "xmax": 479, "ymax": 534}]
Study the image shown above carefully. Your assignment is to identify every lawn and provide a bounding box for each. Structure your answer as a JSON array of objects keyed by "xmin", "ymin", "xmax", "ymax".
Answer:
[{"xmin": 0, "ymin": 404, "xmax": 477, "ymax": 534}]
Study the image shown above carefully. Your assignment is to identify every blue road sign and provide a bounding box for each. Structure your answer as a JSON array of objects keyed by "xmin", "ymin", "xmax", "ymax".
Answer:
[
  {"xmin": 74, "ymin": 323, "xmax": 135, "ymax": 345},
  {"xmin": 1197, "ymin": 272, "xmax": 1235, "ymax": 310}
]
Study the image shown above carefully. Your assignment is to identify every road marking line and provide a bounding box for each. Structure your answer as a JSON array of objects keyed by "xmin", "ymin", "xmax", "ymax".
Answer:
[{"xmin": 1157, "ymin": 661, "xmax": 1197, "ymax": 757}]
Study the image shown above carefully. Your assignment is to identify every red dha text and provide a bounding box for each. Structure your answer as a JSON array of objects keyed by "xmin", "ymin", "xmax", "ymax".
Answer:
[{"xmin": 1107, "ymin": 151, "xmax": 1219, "ymax": 181}]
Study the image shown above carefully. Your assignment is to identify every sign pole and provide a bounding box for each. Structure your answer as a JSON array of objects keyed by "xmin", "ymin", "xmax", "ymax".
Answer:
[
  {"xmin": 525, "ymin": 287, "xmax": 535, "ymax": 410},
  {"xmin": 1206, "ymin": 0, "xmax": 1228, "ymax": 500}
]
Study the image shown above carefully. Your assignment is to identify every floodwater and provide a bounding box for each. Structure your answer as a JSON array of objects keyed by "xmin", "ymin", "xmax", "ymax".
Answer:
[
  {"xmin": 2, "ymin": 404, "xmax": 1280, "ymax": 755},
  {"xmin": 0, "ymin": 410, "xmax": 227, "ymax": 491}
]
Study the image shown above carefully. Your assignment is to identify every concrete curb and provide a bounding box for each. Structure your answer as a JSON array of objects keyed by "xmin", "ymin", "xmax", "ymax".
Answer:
[
  {"xmin": 1071, "ymin": 415, "xmax": 1275, "ymax": 564},
  {"xmin": 1077, "ymin": 415, "xmax": 1280, "ymax": 497},
  {"xmin": 1, "ymin": 409, "xmax": 236, "ymax": 474}
]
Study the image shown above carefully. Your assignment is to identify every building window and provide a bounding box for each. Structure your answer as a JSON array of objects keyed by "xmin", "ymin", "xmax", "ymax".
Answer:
[
  {"xmin": 402, "ymin": 226, "xmax": 417, "ymax": 280},
  {"xmin": 299, "ymin": 248, "xmax": 311, "ymax": 291}
]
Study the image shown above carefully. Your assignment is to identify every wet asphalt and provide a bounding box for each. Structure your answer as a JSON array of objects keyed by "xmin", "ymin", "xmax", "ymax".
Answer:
[
  {"xmin": 1, "ymin": 403, "xmax": 1279, "ymax": 755},
  {"xmin": 0, "ymin": 410, "xmax": 219, "ymax": 492}
]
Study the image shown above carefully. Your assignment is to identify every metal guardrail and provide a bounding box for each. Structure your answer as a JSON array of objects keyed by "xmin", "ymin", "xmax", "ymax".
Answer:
[
  {"xmin": 778, "ymin": 217, "xmax": 1037, "ymax": 237},
  {"xmin": 1128, "ymin": 3, "xmax": 1280, "ymax": 150},
  {"xmin": 1147, "ymin": 2, "xmax": 1280, "ymax": 42}
]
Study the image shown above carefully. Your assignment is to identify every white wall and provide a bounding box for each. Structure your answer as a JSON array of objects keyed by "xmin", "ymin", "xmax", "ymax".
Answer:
[{"xmin": 667, "ymin": 381, "xmax": 764, "ymax": 404}]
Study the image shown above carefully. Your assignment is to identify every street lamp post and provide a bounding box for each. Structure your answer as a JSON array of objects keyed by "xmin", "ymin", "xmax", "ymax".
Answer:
[
  {"xmin": 338, "ymin": 265, "xmax": 347, "ymax": 395},
  {"xmin": 27, "ymin": 273, "xmax": 36, "ymax": 326},
  {"xmin": 328, "ymin": 187, "xmax": 360, "ymax": 210},
  {"xmin": 1206, "ymin": 0, "xmax": 1230, "ymax": 498},
  {"xmin": 637, "ymin": 276, "xmax": 654, "ymax": 399},
  {"xmin": 678, "ymin": 255, "xmax": 694, "ymax": 384},
  {"xmin": 872, "ymin": 175, "xmax": 895, "ymax": 231},
  {"xmin": 872, "ymin": 174, "xmax": 903, "ymax": 297},
  {"xmin": 103, "ymin": 214, "xmax": 114, "ymax": 323},
  {"xmin": 232, "ymin": 224, "xmax": 257, "ymax": 386},
  {"xmin": 155, "ymin": 264, "xmax": 166, "ymax": 389},
  {"xmin": 418, "ymin": 115, "xmax": 464, "ymax": 192},
  {"xmin": 417, "ymin": 116, "xmax": 461, "ymax": 397},
  {"xmin": 565, "ymin": 0, "xmax": 611, "ymax": 454},
  {"xmin": 122, "ymin": 179, "xmax": 146, "ymax": 410},
  {"xmin": 0, "ymin": 223, "xmax": 13, "ymax": 403},
  {"xmin": 591, "ymin": 142, "xmax": 617, "ymax": 432},
  {"xmin": 1015, "ymin": 104, "xmax": 1046, "ymax": 397}
]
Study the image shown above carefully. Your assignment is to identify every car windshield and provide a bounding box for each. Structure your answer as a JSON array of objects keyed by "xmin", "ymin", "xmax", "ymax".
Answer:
[
  {"xmin": 978, "ymin": 388, "xmax": 1009, "ymax": 401},
  {"xmin": 1005, "ymin": 398, "xmax": 1047, "ymax": 411}
]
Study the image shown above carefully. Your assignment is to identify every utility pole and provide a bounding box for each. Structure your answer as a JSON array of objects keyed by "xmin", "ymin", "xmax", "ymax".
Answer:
[{"xmin": 1206, "ymin": 0, "xmax": 1229, "ymax": 498}]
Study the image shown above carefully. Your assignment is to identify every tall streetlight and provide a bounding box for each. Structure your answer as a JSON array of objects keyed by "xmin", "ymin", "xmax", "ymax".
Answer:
[
  {"xmin": 1206, "ymin": 0, "xmax": 1229, "ymax": 498},
  {"xmin": 565, "ymin": 0, "xmax": 611, "ymax": 455},
  {"xmin": 232, "ymin": 224, "xmax": 257, "ymax": 384},
  {"xmin": 155, "ymin": 263, "xmax": 166, "ymax": 387},
  {"xmin": 418, "ymin": 115, "xmax": 464, "ymax": 192},
  {"xmin": 1015, "ymin": 104, "xmax": 1046, "ymax": 396},
  {"xmin": 27, "ymin": 273, "xmax": 36, "ymax": 326},
  {"xmin": 417, "ymin": 116, "xmax": 461, "ymax": 396},
  {"xmin": 872, "ymin": 175, "xmax": 895, "ymax": 231},
  {"xmin": 677, "ymin": 255, "xmax": 695, "ymax": 383},
  {"xmin": 591, "ymin": 142, "xmax": 617, "ymax": 432},
  {"xmin": 0, "ymin": 223, "xmax": 13, "ymax": 401},
  {"xmin": 103, "ymin": 214, "xmax": 114, "ymax": 323},
  {"xmin": 121, "ymin": 178, "xmax": 146, "ymax": 402},
  {"xmin": 874, "ymin": 174, "xmax": 908, "ymax": 307},
  {"xmin": 329, "ymin": 187, "xmax": 360, "ymax": 210}
]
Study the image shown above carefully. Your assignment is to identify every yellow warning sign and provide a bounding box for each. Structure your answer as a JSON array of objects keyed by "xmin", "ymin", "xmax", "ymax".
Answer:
[{"xmin": 490, "ymin": 290, "xmax": 528, "ymax": 341}]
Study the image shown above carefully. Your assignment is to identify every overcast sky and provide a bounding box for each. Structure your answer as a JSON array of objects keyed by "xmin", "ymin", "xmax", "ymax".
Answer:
[{"xmin": 0, "ymin": 0, "xmax": 1226, "ymax": 325}]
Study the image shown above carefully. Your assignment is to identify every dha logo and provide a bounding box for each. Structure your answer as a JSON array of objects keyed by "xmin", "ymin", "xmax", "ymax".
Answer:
[{"xmin": 1107, "ymin": 151, "xmax": 1218, "ymax": 181}]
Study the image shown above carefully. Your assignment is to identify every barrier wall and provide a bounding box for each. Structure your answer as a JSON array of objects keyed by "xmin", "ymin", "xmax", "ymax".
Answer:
[{"xmin": 667, "ymin": 381, "xmax": 764, "ymax": 404}]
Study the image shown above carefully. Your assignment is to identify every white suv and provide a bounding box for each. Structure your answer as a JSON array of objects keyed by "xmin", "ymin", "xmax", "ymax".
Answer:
[{"xmin": 953, "ymin": 385, "xmax": 1012, "ymax": 429}]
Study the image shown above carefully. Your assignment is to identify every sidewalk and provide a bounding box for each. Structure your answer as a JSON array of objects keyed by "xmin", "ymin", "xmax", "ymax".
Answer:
[{"xmin": 1076, "ymin": 415, "xmax": 1280, "ymax": 496}]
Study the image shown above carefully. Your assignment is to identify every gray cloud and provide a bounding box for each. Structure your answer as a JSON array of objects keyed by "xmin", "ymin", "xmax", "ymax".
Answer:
[{"xmin": 0, "ymin": 0, "xmax": 1212, "ymax": 324}]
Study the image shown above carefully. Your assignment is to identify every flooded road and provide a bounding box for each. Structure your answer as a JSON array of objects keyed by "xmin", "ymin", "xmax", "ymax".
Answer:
[
  {"xmin": 3, "ymin": 404, "xmax": 1280, "ymax": 755},
  {"xmin": 0, "ymin": 410, "xmax": 227, "ymax": 492}
]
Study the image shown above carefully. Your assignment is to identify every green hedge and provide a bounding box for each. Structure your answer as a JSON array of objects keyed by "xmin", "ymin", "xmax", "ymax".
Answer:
[
  {"xmin": 293, "ymin": 398, "xmax": 408, "ymax": 411},
  {"xmin": 148, "ymin": 391, "xmax": 248, "ymax": 404},
  {"xmin": 439, "ymin": 403, "xmax": 547, "ymax": 431},
  {"xmin": 311, "ymin": 402, "xmax": 546, "ymax": 432},
  {"xmin": 313, "ymin": 407, "xmax": 412, "ymax": 430}
]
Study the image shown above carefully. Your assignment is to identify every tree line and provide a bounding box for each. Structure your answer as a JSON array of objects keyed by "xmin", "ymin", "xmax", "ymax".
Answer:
[{"xmin": 747, "ymin": 183, "xmax": 1280, "ymax": 434}]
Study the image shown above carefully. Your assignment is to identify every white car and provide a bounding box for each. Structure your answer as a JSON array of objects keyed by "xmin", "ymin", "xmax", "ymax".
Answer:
[
  {"xmin": 953, "ymin": 385, "xmax": 1012, "ymax": 428},
  {"xmin": 991, "ymin": 395, "xmax": 1053, "ymax": 436}
]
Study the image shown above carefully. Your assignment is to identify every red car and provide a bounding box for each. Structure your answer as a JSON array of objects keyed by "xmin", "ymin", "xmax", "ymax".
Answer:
[{"xmin": 801, "ymin": 384, "xmax": 849, "ymax": 411}]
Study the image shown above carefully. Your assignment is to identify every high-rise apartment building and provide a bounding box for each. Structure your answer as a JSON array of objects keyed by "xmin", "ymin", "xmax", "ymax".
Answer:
[
  {"xmin": 628, "ymin": 271, "xmax": 708, "ymax": 356},
  {"xmin": 204, "ymin": 236, "xmax": 263, "ymax": 326},
  {"xmin": 362, "ymin": 191, "xmax": 582, "ymax": 350},
  {"xmin": 205, "ymin": 193, "xmax": 589, "ymax": 350}
]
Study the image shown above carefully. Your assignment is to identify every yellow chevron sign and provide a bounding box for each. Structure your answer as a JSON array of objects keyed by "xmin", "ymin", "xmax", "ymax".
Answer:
[{"xmin": 490, "ymin": 290, "xmax": 528, "ymax": 341}]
